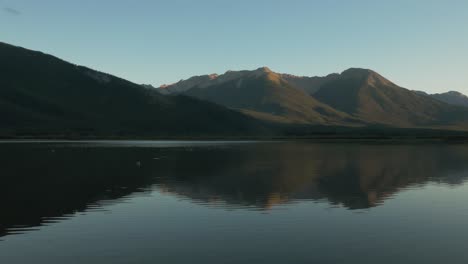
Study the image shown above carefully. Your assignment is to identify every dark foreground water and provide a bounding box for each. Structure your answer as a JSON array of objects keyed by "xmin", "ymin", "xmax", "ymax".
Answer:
[{"xmin": 1, "ymin": 141, "xmax": 468, "ymax": 264}]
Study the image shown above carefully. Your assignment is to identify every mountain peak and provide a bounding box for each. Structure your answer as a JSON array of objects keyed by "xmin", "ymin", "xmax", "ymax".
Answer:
[
  {"xmin": 445, "ymin": 91, "xmax": 467, "ymax": 97},
  {"xmin": 341, "ymin": 68, "xmax": 393, "ymax": 87},
  {"xmin": 341, "ymin": 68, "xmax": 376, "ymax": 77},
  {"xmin": 255, "ymin": 66, "xmax": 273, "ymax": 73},
  {"xmin": 208, "ymin": 73, "xmax": 219, "ymax": 79},
  {"xmin": 430, "ymin": 91, "xmax": 468, "ymax": 107}
]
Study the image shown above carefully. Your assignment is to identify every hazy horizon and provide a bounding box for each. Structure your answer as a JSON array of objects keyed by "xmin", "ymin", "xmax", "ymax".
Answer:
[{"xmin": 2, "ymin": 0, "xmax": 467, "ymax": 93}]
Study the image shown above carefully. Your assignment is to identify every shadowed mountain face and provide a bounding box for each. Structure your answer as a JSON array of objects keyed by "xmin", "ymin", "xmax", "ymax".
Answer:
[
  {"xmin": 160, "ymin": 68, "xmax": 468, "ymax": 129},
  {"xmin": 2, "ymin": 141, "xmax": 468, "ymax": 237},
  {"xmin": 415, "ymin": 90, "xmax": 468, "ymax": 107},
  {"xmin": 313, "ymin": 69, "xmax": 468, "ymax": 127},
  {"xmin": 0, "ymin": 42, "xmax": 264, "ymax": 137},
  {"xmin": 429, "ymin": 91, "xmax": 468, "ymax": 108}
]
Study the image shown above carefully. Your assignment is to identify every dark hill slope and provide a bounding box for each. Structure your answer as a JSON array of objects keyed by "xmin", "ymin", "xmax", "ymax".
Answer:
[
  {"xmin": 431, "ymin": 91, "xmax": 468, "ymax": 107},
  {"xmin": 313, "ymin": 68, "xmax": 468, "ymax": 128},
  {"xmin": 0, "ymin": 42, "xmax": 264, "ymax": 137}
]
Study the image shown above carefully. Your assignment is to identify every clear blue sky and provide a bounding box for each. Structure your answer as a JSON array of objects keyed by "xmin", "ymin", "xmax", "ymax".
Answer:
[{"xmin": 2, "ymin": 0, "xmax": 467, "ymax": 93}]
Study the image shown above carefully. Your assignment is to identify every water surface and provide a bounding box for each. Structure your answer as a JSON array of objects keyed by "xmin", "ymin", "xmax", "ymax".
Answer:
[{"xmin": 1, "ymin": 141, "xmax": 468, "ymax": 263}]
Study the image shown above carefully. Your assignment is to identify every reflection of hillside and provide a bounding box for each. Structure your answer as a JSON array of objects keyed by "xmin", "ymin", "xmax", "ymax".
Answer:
[
  {"xmin": 0, "ymin": 145, "xmax": 159, "ymax": 237},
  {"xmin": 155, "ymin": 143, "xmax": 468, "ymax": 209},
  {"xmin": 2, "ymin": 142, "xmax": 468, "ymax": 238}
]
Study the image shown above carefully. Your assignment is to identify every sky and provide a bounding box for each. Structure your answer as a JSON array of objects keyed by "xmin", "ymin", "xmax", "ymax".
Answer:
[{"xmin": 1, "ymin": 0, "xmax": 467, "ymax": 93}]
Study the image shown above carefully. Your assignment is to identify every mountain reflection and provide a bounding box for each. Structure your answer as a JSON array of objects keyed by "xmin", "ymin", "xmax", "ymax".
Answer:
[
  {"xmin": 1, "ymin": 142, "xmax": 468, "ymax": 237},
  {"xmin": 154, "ymin": 143, "xmax": 468, "ymax": 209}
]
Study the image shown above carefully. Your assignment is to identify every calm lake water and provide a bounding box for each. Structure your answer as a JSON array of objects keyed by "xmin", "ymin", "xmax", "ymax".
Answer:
[{"xmin": 2, "ymin": 141, "xmax": 468, "ymax": 263}]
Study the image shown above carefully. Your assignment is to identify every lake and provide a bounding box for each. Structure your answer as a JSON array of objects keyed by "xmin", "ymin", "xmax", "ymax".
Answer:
[{"xmin": 1, "ymin": 141, "xmax": 468, "ymax": 263}]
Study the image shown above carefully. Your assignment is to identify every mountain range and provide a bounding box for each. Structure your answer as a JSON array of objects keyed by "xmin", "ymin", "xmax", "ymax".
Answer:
[
  {"xmin": 2, "ymin": 41, "xmax": 468, "ymax": 138},
  {"xmin": 414, "ymin": 90, "xmax": 468, "ymax": 107},
  {"xmin": 160, "ymin": 67, "xmax": 468, "ymax": 129}
]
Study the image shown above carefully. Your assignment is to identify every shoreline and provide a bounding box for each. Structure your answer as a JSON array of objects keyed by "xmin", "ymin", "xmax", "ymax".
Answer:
[{"xmin": 2, "ymin": 135, "xmax": 468, "ymax": 143}]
